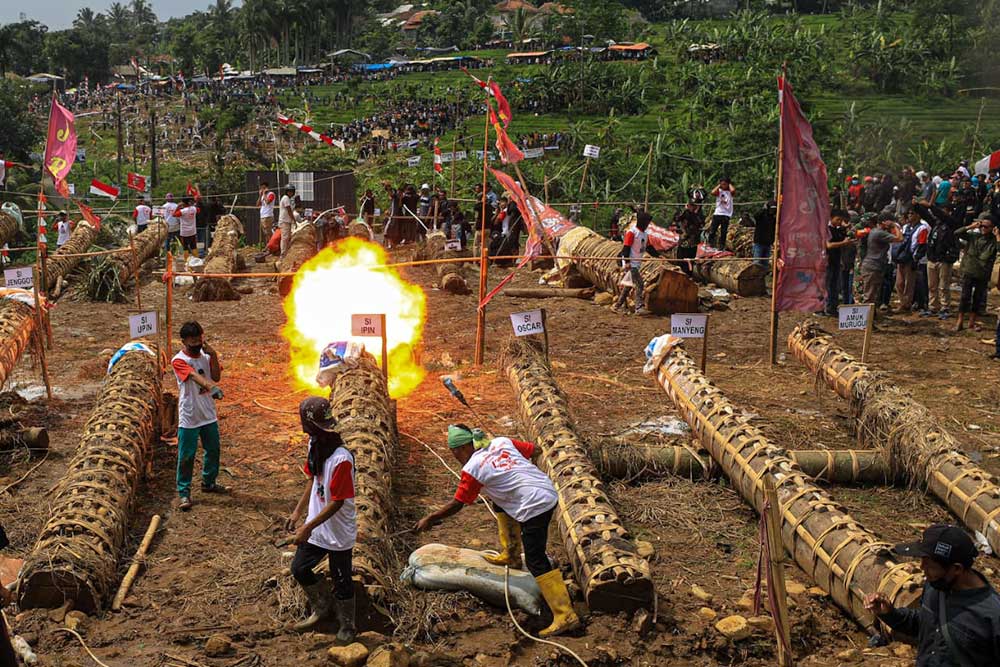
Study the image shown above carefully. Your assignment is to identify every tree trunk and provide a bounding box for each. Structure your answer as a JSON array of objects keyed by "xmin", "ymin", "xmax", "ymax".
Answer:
[
  {"xmin": 788, "ymin": 323, "xmax": 1000, "ymax": 560},
  {"xmin": 97, "ymin": 220, "xmax": 168, "ymax": 290},
  {"xmin": 647, "ymin": 337, "xmax": 923, "ymax": 629},
  {"xmin": 0, "ymin": 300, "xmax": 36, "ymax": 388},
  {"xmin": 503, "ymin": 287, "xmax": 595, "ymax": 299},
  {"xmin": 45, "ymin": 221, "xmax": 100, "ymax": 293},
  {"xmin": 18, "ymin": 346, "xmax": 162, "ymax": 612},
  {"xmin": 690, "ymin": 259, "xmax": 766, "ymax": 296},
  {"xmin": 191, "ymin": 215, "xmax": 243, "ymax": 302},
  {"xmin": 501, "ymin": 337, "xmax": 654, "ymax": 612},
  {"xmin": 0, "ymin": 426, "xmax": 49, "ymax": 457},
  {"xmin": 0, "ymin": 211, "xmax": 18, "ymax": 249},
  {"xmin": 277, "ymin": 222, "xmax": 317, "ymax": 297}
]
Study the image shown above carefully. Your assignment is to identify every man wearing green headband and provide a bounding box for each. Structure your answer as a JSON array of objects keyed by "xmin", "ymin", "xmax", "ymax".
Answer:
[{"xmin": 415, "ymin": 424, "xmax": 581, "ymax": 638}]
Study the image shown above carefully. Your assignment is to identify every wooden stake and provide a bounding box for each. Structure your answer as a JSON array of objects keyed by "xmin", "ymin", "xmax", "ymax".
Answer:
[
  {"xmin": 111, "ymin": 514, "xmax": 161, "ymax": 611},
  {"xmin": 700, "ymin": 315, "xmax": 710, "ymax": 374},
  {"xmin": 544, "ymin": 174, "xmax": 550, "ymax": 205},
  {"xmin": 769, "ymin": 64, "xmax": 788, "ymax": 366},
  {"xmin": 541, "ymin": 307, "xmax": 549, "ymax": 358},
  {"xmin": 38, "ymin": 240, "xmax": 53, "ymax": 350},
  {"xmin": 129, "ymin": 231, "xmax": 142, "ymax": 310},
  {"xmin": 579, "ymin": 157, "xmax": 590, "ymax": 193},
  {"xmin": 31, "ymin": 266, "xmax": 52, "ymax": 401},
  {"xmin": 644, "ymin": 143, "xmax": 654, "ymax": 210},
  {"xmin": 379, "ymin": 313, "xmax": 388, "ymax": 382},
  {"xmin": 165, "ymin": 251, "xmax": 174, "ymax": 355},
  {"xmin": 474, "ymin": 102, "xmax": 491, "ymax": 366},
  {"xmin": 861, "ymin": 303, "xmax": 874, "ymax": 363},
  {"xmin": 763, "ymin": 476, "xmax": 794, "ymax": 667}
]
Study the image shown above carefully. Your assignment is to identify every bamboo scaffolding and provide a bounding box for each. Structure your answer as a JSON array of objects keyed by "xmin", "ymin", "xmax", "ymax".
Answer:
[
  {"xmin": 501, "ymin": 337, "xmax": 654, "ymax": 612},
  {"xmin": 191, "ymin": 215, "xmax": 243, "ymax": 302},
  {"xmin": 646, "ymin": 337, "xmax": 923, "ymax": 628},
  {"xmin": 788, "ymin": 323, "xmax": 1000, "ymax": 559},
  {"xmin": 45, "ymin": 221, "xmax": 100, "ymax": 292},
  {"xmin": 277, "ymin": 222, "xmax": 317, "ymax": 297},
  {"xmin": 17, "ymin": 345, "xmax": 162, "ymax": 613},
  {"xmin": 557, "ymin": 227, "xmax": 698, "ymax": 315}
]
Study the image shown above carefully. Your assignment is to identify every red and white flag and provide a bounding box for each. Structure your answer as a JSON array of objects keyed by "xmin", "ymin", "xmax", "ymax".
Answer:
[
  {"xmin": 974, "ymin": 150, "xmax": 1000, "ymax": 176},
  {"xmin": 127, "ymin": 172, "xmax": 147, "ymax": 192},
  {"xmin": 774, "ymin": 76, "xmax": 830, "ymax": 313},
  {"xmin": 461, "ymin": 69, "xmax": 513, "ymax": 127},
  {"xmin": 90, "ymin": 178, "xmax": 120, "ymax": 199},
  {"xmin": 0, "ymin": 160, "xmax": 10, "ymax": 186},
  {"xmin": 490, "ymin": 109, "xmax": 523, "ymax": 165},
  {"xmin": 434, "ymin": 138, "xmax": 443, "ymax": 173},
  {"xmin": 37, "ymin": 191, "xmax": 47, "ymax": 246}
]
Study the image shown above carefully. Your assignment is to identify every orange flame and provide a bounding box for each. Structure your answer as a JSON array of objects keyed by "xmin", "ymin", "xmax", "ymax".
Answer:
[{"xmin": 281, "ymin": 237, "xmax": 427, "ymax": 399}]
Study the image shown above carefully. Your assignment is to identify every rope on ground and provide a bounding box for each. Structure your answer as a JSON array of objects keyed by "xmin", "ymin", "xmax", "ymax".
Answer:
[
  {"xmin": 504, "ymin": 566, "xmax": 589, "ymax": 667},
  {"xmin": 53, "ymin": 628, "xmax": 113, "ymax": 667},
  {"xmin": 0, "ymin": 450, "xmax": 49, "ymax": 496},
  {"xmin": 252, "ymin": 398, "xmax": 297, "ymax": 414}
]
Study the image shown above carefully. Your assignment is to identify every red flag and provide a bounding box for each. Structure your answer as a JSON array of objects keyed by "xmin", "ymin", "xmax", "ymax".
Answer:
[
  {"xmin": 127, "ymin": 172, "xmax": 147, "ymax": 192},
  {"xmin": 186, "ymin": 182, "xmax": 201, "ymax": 202},
  {"xmin": 461, "ymin": 67, "xmax": 489, "ymax": 93},
  {"xmin": 76, "ymin": 201, "xmax": 102, "ymax": 230},
  {"xmin": 490, "ymin": 109, "xmax": 523, "ymax": 165},
  {"xmin": 434, "ymin": 138, "xmax": 443, "ymax": 173},
  {"xmin": 43, "ymin": 97, "xmax": 77, "ymax": 184},
  {"xmin": 55, "ymin": 179, "xmax": 71, "ymax": 199},
  {"xmin": 488, "ymin": 81, "xmax": 513, "ymax": 127},
  {"xmin": 774, "ymin": 76, "xmax": 830, "ymax": 313}
]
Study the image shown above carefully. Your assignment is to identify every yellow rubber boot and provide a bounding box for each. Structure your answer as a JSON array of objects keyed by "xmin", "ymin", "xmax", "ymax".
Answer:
[
  {"xmin": 535, "ymin": 569, "xmax": 581, "ymax": 637},
  {"xmin": 482, "ymin": 513, "xmax": 522, "ymax": 567}
]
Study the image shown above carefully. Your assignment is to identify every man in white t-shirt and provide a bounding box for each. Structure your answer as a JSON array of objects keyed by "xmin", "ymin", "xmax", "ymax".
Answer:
[
  {"xmin": 285, "ymin": 397, "xmax": 357, "ymax": 640},
  {"xmin": 171, "ymin": 321, "xmax": 225, "ymax": 511},
  {"xmin": 258, "ymin": 181, "xmax": 276, "ymax": 240},
  {"xmin": 709, "ymin": 177, "xmax": 736, "ymax": 250},
  {"xmin": 55, "ymin": 211, "xmax": 72, "ymax": 248},
  {"xmin": 416, "ymin": 425, "xmax": 582, "ymax": 638},
  {"xmin": 278, "ymin": 184, "xmax": 297, "ymax": 257},
  {"xmin": 133, "ymin": 198, "xmax": 152, "ymax": 233},
  {"xmin": 172, "ymin": 197, "xmax": 200, "ymax": 260},
  {"xmin": 163, "ymin": 193, "xmax": 180, "ymax": 256}
]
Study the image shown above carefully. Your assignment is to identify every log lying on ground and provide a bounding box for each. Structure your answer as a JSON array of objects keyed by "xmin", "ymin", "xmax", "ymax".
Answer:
[
  {"xmin": 788, "ymin": 323, "xmax": 1000, "ymax": 559},
  {"xmin": 589, "ymin": 439, "xmax": 893, "ymax": 485},
  {"xmin": 428, "ymin": 232, "xmax": 472, "ymax": 295},
  {"xmin": 192, "ymin": 215, "xmax": 243, "ymax": 302},
  {"xmin": 646, "ymin": 338, "xmax": 923, "ymax": 628},
  {"xmin": 86, "ymin": 220, "xmax": 169, "ymax": 302},
  {"xmin": 18, "ymin": 344, "xmax": 161, "ymax": 612},
  {"xmin": 326, "ymin": 353, "xmax": 397, "ymax": 608},
  {"xmin": 503, "ymin": 287, "xmax": 595, "ymax": 300},
  {"xmin": 277, "ymin": 222, "xmax": 317, "ymax": 297},
  {"xmin": 557, "ymin": 227, "xmax": 698, "ymax": 315},
  {"xmin": 348, "ymin": 220, "xmax": 374, "ymax": 241},
  {"xmin": 501, "ymin": 337, "xmax": 653, "ymax": 612},
  {"xmin": 0, "ymin": 426, "xmax": 49, "ymax": 457},
  {"xmin": 690, "ymin": 259, "xmax": 766, "ymax": 296},
  {"xmin": 45, "ymin": 221, "xmax": 99, "ymax": 292},
  {"xmin": 0, "ymin": 299, "xmax": 37, "ymax": 387}
]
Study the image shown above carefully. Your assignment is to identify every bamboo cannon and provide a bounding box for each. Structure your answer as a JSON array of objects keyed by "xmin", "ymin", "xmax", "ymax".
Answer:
[
  {"xmin": 556, "ymin": 227, "xmax": 699, "ymax": 315},
  {"xmin": 501, "ymin": 337, "xmax": 654, "ymax": 612},
  {"xmin": 277, "ymin": 222, "xmax": 317, "ymax": 297},
  {"xmin": 690, "ymin": 259, "xmax": 767, "ymax": 297},
  {"xmin": 326, "ymin": 353, "xmax": 397, "ymax": 608},
  {"xmin": 646, "ymin": 337, "xmax": 923, "ymax": 628},
  {"xmin": 0, "ymin": 299, "xmax": 37, "ymax": 388},
  {"xmin": 348, "ymin": 220, "xmax": 375, "ymax": 241},
  {"xmin": 192, "ymin": 214, "xmax": 243, "ymax": 302},
  {"xmin": 419, "ymin": 231, "xmax": 470, "ymax": 295},
  {"xmin": 45, "ymin": 221, "xmax": 99, "ymax": 292},
  {"xmin": 18, "ymin": 344, "xmax": 162, "ymax": 613},
  {"xmin": 503, "ymin": 287, "xmax": 595, "ymax": 300},
  {"xmin": 788, "ymin": 323, "xmax": 1000, "ymax": 559},
  {"xmin": 588, "ymin": 440, "xmax": 894, "ymax": 485}
]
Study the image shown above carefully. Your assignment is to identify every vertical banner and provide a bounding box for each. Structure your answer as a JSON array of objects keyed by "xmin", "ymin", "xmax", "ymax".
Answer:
[
  {"xmin": 43, "ymin": 97, "xmax": 77, "ymax": 184},
  {"xmin": 774, "ymin": 77, "xmax": 830, "ymax": 313}
]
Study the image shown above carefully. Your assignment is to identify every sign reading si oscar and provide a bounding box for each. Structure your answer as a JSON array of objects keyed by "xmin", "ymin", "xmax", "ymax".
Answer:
[
  {"xmin": 351, "ymin": 314, "xmax": 384, "ymax": 337},
  {"xmin": 510, "ymin": 309, "xmax": 545, "ymax": 337}
]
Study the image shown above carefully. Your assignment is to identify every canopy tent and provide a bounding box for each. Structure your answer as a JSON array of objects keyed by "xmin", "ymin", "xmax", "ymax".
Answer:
[
  {"xmin": 262, "ymin": 67, "xmax": 297, "ymax": 76},
  {"xmin": 27, "ymin": 73, "xmax": 64, "ymax": 83},
  {"xmin": 413, "ymin": 46, "xmax": 459, "ymax": 53},
  {"xmin": 507, "ymin": 51, "xmax": 552, "ymax": 59},
  {"xmin": 608, "ymin": 42, "xmax": 655, "ymax": 53}
]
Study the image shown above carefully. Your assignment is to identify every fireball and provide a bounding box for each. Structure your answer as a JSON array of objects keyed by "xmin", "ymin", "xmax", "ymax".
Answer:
[{"xmin": 281, "ymin": 237, "xmax": 427, "ymax": 399}]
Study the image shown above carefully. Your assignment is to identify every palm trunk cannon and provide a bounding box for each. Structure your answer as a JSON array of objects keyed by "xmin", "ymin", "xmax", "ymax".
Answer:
[
  {"xmin": 192, "ymin": 214, "xmax": 243, "ymax": 302},
  {"xmin": 45, "ymin": 221, "xmax": 99, "ymax": 293},
  {"xmin": 17, "ymin": 344, "xmax": 162, "ymax": 613},
  {"xmin": 645, "ymin": 336, "xmax": 923, "ymax": 627},
  {"xmin": 0, "ymin": 299, "xmax": 37, "ymax": 387},
  {"xmin": 501, "ymin": 337, "xmax": 653, "ymax": 612},
  {"xmin": 420, "ymin": 231, "xmax": 470, "ymax": 295},
  {"xmin": 277, "ymin": 222, "xmax": 317, "ymax": 297},
  {"xmin": 326, "ymin": 353, "xmax": 397, "ymax": 608},
  {"xmin": 589, "ymin": 440, "xmax": 893, "ymax": 485},
  {"xmin": 788, "ymin": 323, "xmax": 1000, "ymax": 559},
  {"xmin": 87, "ymin": 220, "xmax": 169, "ymax": 301},
  {"xmin": 0, "ymin": 210, "xmax": 18, "ymax": 249},
  {"xmin": 690, "ymin": 259, "xmax": 767, "ymax": 297},
  {"xmin": 557, "ymin": 227, "xmax": 698, "ymax": 315}
]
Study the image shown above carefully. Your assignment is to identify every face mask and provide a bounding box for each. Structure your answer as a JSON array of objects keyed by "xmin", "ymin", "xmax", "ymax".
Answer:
[
  {"xmin": 928, "ymin": 576, "xmax": 954, "ymax": 592},
  {"xmin": 187, "ymin": 344, "xmax": 203, "ymax": 355}
]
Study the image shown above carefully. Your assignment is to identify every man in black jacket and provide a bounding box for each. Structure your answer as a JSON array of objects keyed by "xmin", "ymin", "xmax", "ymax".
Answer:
[
  {"xmin": 865, "ymin": 524, "xmax": 1000, "ymax": 667},
  {"xmin": 914, "ymin": 199, "xmax": 962, "ymax": 318},
  {"xmin": 751, "ymin": 200, "xmax": 777, "ymax": 270}
]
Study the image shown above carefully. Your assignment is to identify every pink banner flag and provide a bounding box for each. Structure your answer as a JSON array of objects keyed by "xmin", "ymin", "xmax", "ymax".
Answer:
[
  {"xmin": 43, "ymin": 97, "xmax": 77, "ymax": 184},
  {"xmin": 775, "ymin": 76, "xmax": 830, "ymax": 313}
]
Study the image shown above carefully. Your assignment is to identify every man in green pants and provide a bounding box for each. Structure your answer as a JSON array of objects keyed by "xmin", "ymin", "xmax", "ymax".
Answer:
[{"xmin": 171, "ymin": 321, "xmax": 226, "ymax": 511}]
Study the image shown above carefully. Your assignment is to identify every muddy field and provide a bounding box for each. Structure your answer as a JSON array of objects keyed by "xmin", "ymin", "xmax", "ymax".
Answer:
[{"xmin": 2, "ymin": 256, "xmax": 998, "ymax": 667}]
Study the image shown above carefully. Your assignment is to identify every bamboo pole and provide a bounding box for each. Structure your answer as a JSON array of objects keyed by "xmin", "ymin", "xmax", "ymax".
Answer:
[
  {"xmin": 769, "ymin": 64, "xmax": 788, "ymax": 365},
  {"xmin": 129, "ymin": 231, "xmax": 142, "ymax": 310},
  {"xmin": 165, "ymin": 252, "xmax": 174, "ymax": 354},
  {"xmin": 643, "ymin": 143, "xmax": 654, "ymax": 209},
  {"xmin": 787, "ymin": 323, "xmax": 1000, "ymax": 560},
  {"xmin": 450, "ymin": 135, "xmax": 457, "ymax": 195},
  {"xmin": 646, "ymin": 337, "xmax": 923, "ymax": 628},
  {"xmin": 474, "ymin": 102, "xmax": 491, "ymax": 366},
  {"xmin": 111, "ymin": 514, "xmax": 161, "ymax": 611},
  {"xmin": 763, "ymin": 476, "xmax": 793, "ymax": 667},
  {"xmin": 30, "ymin": 269, "xmax": 52, "ymax": 400}
]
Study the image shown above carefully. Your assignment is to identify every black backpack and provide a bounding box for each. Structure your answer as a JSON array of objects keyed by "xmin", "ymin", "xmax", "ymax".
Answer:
[{"xmin": 891, "ymin": 225, "xmax": 916, "ymax": 265}]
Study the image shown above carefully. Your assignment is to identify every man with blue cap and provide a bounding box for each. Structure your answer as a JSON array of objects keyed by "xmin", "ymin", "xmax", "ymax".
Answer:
[{"xmin": 415, "ymin": 424, "xmax": 581, "ymax": 637}]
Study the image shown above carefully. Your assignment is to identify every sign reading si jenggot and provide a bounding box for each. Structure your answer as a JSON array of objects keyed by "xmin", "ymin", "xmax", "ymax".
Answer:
[{"xmin": 4, "ymin": 267, "xmax": 33, "ymax": 290}]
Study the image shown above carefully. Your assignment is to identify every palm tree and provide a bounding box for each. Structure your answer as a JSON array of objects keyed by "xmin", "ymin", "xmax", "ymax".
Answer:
[
  {"xmin": 130, "ymin": 0, "xmax": 157, "ymax": 29},
  {"xmin": 107, "ymin": 2, "xmax": 131, "ymax": 41},
  {"xmin": 73, "ymin": 7, "xmax": 100, "ymax": 31}
]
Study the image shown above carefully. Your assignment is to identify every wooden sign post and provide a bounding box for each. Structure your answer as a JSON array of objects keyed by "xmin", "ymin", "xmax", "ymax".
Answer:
[
  {"xmin": 671, "ymin": 313, "xmax": 710, "ymax": 372},
  {"xmin": 580, "ymin": 144, "xmax": 601, "ymax": 193},
  {"xmin": 838, "ymin": 303, "xmax": 874, "ymax": 363},
  {"xmin": 352, "ymin": 313, "xmax": 388, "ymax": 381}
]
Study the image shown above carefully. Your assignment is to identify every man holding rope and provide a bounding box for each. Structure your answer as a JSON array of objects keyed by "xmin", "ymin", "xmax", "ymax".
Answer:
[{"xmin": 415, "ymin": 424, "xmax": 582, "ymax": 638}]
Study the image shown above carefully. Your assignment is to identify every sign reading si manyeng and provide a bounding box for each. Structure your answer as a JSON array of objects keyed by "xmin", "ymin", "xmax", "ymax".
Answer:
[{"xmin": 670, "ymin": 313, "xmax": 708, "ymax": 338}]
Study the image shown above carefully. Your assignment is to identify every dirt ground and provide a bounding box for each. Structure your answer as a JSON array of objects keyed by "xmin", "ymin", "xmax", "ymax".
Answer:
[{"xmin": 2, "ymin": 252, "xmax": 999, "ymax": 667}]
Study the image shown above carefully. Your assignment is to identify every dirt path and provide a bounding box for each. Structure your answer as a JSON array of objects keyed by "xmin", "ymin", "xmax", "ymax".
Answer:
[{"xmin": 2, "ymin": 259, "xmax": 998, "ymax": 666}]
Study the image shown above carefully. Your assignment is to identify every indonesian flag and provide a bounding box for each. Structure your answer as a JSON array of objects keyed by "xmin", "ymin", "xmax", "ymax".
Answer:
[
  {"xmin": 490, "ymin": 109, "xmax": 523, "ymax": 165},
  {"xmin": 974, "ymin": 150, "xmax": 1000, "ymax": 177},
  {"xmin": 77, "ymin": 201, "xmax": 102, "ymax": 230},
  {"xmin": 186, "ymin": 182, "xmax": 200, "ymax": 202},
  {"xmin": 434, "ymin": 138, "xmax": 443, "ymax": 173},
  {"xmin": 0, "ymin": 160, "xmax": 10, "ymax": 186},
  {"xmin": 127, "ymin": 172, "xmax": 147, "ymax": 192},
  {"xmin": 37, "ymin": 191, "xmax": 47, "ymax": 246},
  {"xmin": 90, "ymin": 178, "xmax": 119, "ymax": 199}
]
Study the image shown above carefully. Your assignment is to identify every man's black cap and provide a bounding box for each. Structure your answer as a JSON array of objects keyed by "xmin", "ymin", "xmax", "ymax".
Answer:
[
  {"xmin": 893, "ymin": 524, "xmax": 977, "ymax": 567},
  {"xmin": 299, "ymin": 396, "xmax": 338, "ymax": 433}
]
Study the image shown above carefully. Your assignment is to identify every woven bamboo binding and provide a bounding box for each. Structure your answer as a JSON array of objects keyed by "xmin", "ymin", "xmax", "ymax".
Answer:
[
  {"xmin": 648, "ymin": 338, "xmax": 923, "ymax": 628},
  {"xmin": 0, "ymin": 299, "xmax": 37, "ymax": 387},
  {"xmin": 45, "ymin": 221, "xmax": 100, "ymax": 291},
  {"xmin": 326, "ymin": 353, "xmax": 397, "ymax": 605},
  {"xmin": 192, "ymin": 214, "xmax": 243, "ymax": 302},
  {"xmin": 501, "ymin": 337, "xmax": 654, "ymax": 612},
  {"xmin": 277, "ymin": 221, "xmax": 317, "ymax": 297},
  {"xmin": 17, "ymin": 344, "xmax": 162, "ymax": 613},
  {"xmin": 0, "ymin": 211, "xmax": 18, "ymax": 248},
  {"xmin": 788, "ymin": 323, "xmax": 1000, "ymax": 560},
  {"xmin": 107, "ymin": 219, "xmax": 168, "ymax": 285}
]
